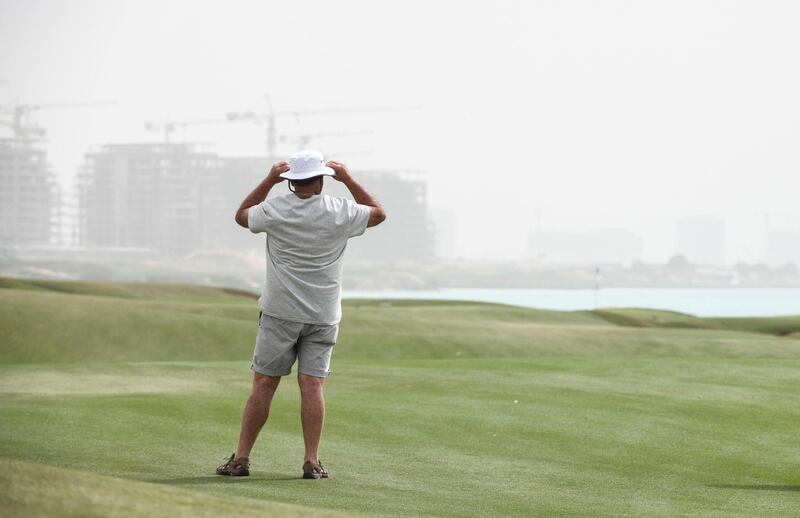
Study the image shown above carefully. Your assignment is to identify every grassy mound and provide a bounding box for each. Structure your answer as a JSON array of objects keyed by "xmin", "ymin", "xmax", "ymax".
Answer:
[
  {"xmin": 2, "ymin": 277, "xmax": 800, "ymax": 364},
  {"xmin": 0, "ymin": 276, "xmax": 258, "ymax": 301},
  {"xmin": 595, "ymin": 307, "xmax": 800, "ymax": 336},
  {"xmin": 0, "ymin": 279, "xmax": 798, "ymax": 364}
]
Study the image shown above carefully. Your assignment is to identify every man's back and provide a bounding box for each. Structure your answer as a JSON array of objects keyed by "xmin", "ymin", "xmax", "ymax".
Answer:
[{"xmin": 248, "ymin": 193, "xmax": 371, "ymax": 325}]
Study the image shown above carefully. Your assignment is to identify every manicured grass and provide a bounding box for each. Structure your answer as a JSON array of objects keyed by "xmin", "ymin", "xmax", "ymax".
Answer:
[
  {"xmin": 1, "ymin": 278, "xmax": 800, "ymax": 516},
  {"xmin": 2, "ymin": 359, "xmax": 799, "ymax": 516}
]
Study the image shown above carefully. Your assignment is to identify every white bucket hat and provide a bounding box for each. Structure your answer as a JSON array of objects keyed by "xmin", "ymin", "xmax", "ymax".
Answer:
[{"xmin": 280, "ymin": 149, "xmax": 336, "ymax": 181}]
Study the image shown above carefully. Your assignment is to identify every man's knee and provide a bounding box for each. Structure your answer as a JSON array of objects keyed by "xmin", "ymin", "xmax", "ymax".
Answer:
[
  {"xmin": 252, "ymin": 373, "xmax": 281, "ymax": 393},
  {"xmin": 297, "ymin": 373, "xmax": 324, "ymax": 395}
]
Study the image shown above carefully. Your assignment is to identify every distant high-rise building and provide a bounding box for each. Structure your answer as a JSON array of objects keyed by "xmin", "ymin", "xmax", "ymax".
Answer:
[
  {"xmin": 207, "ymin": 156, "xmax": 272, "ymax": 252},
  {"xmin": 331, "ymin": 171, "xmax": 434, "ymax": 262},
  {"xmin": 78, "ymin": 143, "xmax": 220, "ymax": 254},
  {"xmin": 527, "ymin": 228, "xmax": 643, "ymax": 265},
  {"xmin": 0, "ymin": 139, "xmax": 57, "ymax": 245},
  {"xmin": 676, "ymin": 215, "xmax": 725, "ymax": 265},
  {"xmin": 765, "ymin": 231, "xmax": 800, "ymax": 266}
]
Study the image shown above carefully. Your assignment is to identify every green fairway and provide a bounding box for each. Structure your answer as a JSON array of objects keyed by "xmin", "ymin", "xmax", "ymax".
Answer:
[{"xmin": 2, "ymin": 278, "xmax": 800, "ymax": 516}]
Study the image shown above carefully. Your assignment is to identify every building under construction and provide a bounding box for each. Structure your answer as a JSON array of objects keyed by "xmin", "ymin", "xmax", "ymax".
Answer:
[
  {"xmin": 1, "ymin": 99, "xmax": 115, "ymax": 248},
  {"xmin": 77, "ymin": 142, "xmax": 435, "ymax": 261},
  {"xmin": 332, "ymin": 170, "xmax": 435, "ymax": 262},
  {"xmin": 0, "ymin": 138, "xmax": 57, "ymax": 246},
  {"xmin": 78, "ymin": 143, "xmax": 221, "ymax": 254}
]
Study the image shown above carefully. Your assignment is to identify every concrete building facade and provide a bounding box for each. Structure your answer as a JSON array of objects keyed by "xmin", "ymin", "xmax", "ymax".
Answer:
[
  {"xmin": 0, "ymin": 139, "xmax": 57, "ymax": 245},
  {"xmin": 334, "ymin": 170, "xmax": 435, "ymax": 262},
  {"xmin": 78, "ymin": 143, "xmax": 220, "ymax": 254}
]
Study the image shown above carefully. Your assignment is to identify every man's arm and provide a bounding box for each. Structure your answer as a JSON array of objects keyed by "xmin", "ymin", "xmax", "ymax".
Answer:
[
  {"xmin": 326, "ymin": 160, "xmax": 386, "ymax": 227},
  {"xmin": 234, "ymin": 161, "xmax": 290, "ymax": 228}
]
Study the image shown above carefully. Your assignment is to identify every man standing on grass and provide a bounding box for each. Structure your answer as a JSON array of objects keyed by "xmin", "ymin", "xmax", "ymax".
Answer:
[{"xmin": 215, "ymin": 149, "xmax": 386, "ymax": 479}]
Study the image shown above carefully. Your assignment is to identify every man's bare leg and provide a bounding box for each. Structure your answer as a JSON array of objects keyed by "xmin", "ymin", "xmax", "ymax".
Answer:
[
  {"xmin": 298, "ymin": 373, "xmax": 325, "ymax": 462},
  {"xmin": 235, "ymin": 373, "xmax": 281, "ymax": 459}
]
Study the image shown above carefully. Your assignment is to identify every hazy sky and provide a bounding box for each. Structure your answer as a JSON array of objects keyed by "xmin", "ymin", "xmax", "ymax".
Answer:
[{"xmin": 1, "ymin": 0, "xmax": 799, "ymax": 262}]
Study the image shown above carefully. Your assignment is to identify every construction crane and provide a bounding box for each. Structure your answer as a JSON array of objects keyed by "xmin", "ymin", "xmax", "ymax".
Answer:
[
  {"xmin": 287, "ymin": 129, "xmax": 374, "ymax": 150},
  {"xmin": 226, "ymin": 94, "xmax": 420, "ymax": 159},
  {"xmin": 287, "ymin": 132, "xmax": 377, "ymax": 161},
  {"xmin": 0, "ymin": 100, "xmax": 116, "ymax": 141},
  {"xmin": 144, "ymin": 118, "xmax": 231, "ymax": 143}
]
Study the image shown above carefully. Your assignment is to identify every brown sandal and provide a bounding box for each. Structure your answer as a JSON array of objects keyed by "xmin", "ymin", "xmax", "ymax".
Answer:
[
  {"xmin": 216, "ymin": 453, "xmax": 250, "ymax": 476},
  {"xmin": 303, "ymin": 460, "xmax": 329, "ymax": 479}
]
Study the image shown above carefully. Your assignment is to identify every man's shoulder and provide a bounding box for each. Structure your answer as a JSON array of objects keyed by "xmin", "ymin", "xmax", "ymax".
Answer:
[{"xmin": 260, "ymin": 193, "xmax": 297, "ymax": 213}]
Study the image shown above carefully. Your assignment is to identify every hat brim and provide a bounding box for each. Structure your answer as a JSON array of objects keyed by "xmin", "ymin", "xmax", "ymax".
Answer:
[{"xmin": 280, "ymin": 166, "xmax": 336, "ymax": 181}]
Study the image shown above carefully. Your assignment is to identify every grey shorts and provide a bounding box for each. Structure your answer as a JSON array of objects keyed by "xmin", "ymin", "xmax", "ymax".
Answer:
[{"xmin": 250, "ymin": 312, "xmax": 339, "ymax": 378}]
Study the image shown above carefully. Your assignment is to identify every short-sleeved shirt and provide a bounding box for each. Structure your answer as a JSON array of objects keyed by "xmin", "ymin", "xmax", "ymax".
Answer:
[{"xmin": 248, "ymin": 193, "xmax": 371, "ymax": 325}]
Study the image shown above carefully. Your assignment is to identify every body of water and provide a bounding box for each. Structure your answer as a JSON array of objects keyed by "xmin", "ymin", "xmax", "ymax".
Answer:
[{"xmin": 342, "ymin": 288, "xmax": 800, "ymax": 317}]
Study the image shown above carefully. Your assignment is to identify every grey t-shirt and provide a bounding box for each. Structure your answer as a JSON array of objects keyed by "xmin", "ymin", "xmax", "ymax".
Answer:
[{"xmin": 248, "ymin": 193, "xmax": 371, "ymax": 325}]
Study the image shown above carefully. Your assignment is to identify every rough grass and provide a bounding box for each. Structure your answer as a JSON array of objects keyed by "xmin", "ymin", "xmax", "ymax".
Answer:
[
  {"xmin": 0, "ymin": 276, "xmax": 258, "ymax": 302},
  {"xmin": 2, "ymin": 277, "xmax": 800, "ymax": 517},
  {"xmin": 594, "ymin": 307, "xmax": 800, "ymax": 337},
  {"xmin": 2, "ymin": 279, "xmax": 800, "ymax": 364},
  {"xmin": 0, "ymin": 458, "xmax": 356, "ymax": 518}
]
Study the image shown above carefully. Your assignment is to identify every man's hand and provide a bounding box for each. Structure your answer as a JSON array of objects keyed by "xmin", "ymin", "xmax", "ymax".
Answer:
[
  {"xmin": 267, "ymin": 161, "xmax": 290, "ymax": 184},
  {"xmin": 326, "ymin": 160, "xmax": 352, "ymax": 183}
]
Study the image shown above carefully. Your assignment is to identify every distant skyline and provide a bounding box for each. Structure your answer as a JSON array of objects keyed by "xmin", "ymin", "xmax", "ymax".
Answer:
[{"xmin": 2, "ymin": 0, "xmax": 799, "ymax": 263}]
